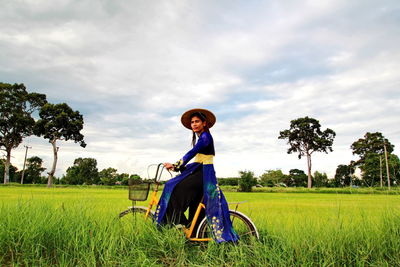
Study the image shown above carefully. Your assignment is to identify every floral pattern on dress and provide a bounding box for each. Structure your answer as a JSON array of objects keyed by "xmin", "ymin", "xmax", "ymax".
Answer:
[{"xmin": 211, "ymin": 216, "xmax": 225, "ymax": 242}]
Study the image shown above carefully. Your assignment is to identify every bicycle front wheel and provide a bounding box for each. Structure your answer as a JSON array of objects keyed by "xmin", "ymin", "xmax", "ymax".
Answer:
[
  {"xmin": 118, "ymin": 206, "xmax": 154, "ymax": 232},
  {"xmin": 196, "ymin": 210, "xmax": 259, "ymax": 242}
]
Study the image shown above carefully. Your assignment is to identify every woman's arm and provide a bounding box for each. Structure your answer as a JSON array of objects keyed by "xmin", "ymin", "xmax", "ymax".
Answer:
[{"xmin": 170, "ymin": 132, "xmax": 212, "ymax": 171}]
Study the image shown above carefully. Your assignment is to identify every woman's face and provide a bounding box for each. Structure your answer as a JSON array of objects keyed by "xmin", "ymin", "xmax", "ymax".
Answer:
[{"xmin": 191, "ymin": 116, "xmax": 206, "ymax": 134}]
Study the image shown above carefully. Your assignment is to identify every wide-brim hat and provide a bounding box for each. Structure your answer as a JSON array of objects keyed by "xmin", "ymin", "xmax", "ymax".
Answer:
[{"xmin": 181, "ymin": 108, "xmax": 216, "ymax": 130}]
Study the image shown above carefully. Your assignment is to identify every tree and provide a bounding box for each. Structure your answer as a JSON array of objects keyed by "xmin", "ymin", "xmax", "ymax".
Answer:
[
  {"xmin": 389, "ymin": 154, "xmax": 400, "ymax": 185},
  {"xmin": 21, "ymin": 156, "xmax": 46, "ymax": 184},
  {"xmin": 0, "ymin": 83, "xmax": 46, "ymax": 184},
  {"xmin": 351, "ymin": 132, "xmax": 395, "ymax": 186},
  {"xmin": 129, "ymin": 174, "xmax": 142, "ymax": 184},
  {"xmin": 351, "ymin": 132, "xmax": 394, "ymax": 166},
  {"xmin": 283, "ymin": 169, "xmax": 308, "ymax": 187},
  {"xmin": 313, "ymin": 171, "xmax": 329, "ymax": 187},
  {"xmin": 361, "ymin": 153, "xmax": 399, "ymax": 187},
  {"xmin": 116, "ymin": 173, "xmax": 129, "ymax": 185},
  {"xmin": 0, "ymin": 159, "xmax": 18, "ymax": 183},
  {"xmin": 99, "ymin": 167, "xmax": 118, "ymax": 185},
  {"xmin": 259, "ymin": 169, "xmax": 287, "ymax": 187},
  {"xmin": 64, "ymin": 158, "xmax": 99, "ymax": 185},
  {"xmin": 279, "ymin": 116, "xmax": 336, "ymax": 188},
  {"xmin": 238, "ymin": 170, "xmax": 257, "ymax": 192},
  {"xmin": 34, "ymin": 103, "xmax": 86, "ymax": 187},
  {"xmin": 334, "ymin": 163, "xmax": 355, "ymax": 187},
  {"xmin": 362, "ymin": 154, "xmax": 381, "ymax": 186}
]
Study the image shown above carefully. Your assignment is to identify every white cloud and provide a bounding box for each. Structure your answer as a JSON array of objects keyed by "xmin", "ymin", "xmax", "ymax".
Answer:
[{"xmin": 2, "ymin": 0, "xmax": 400, "ymax": 180}]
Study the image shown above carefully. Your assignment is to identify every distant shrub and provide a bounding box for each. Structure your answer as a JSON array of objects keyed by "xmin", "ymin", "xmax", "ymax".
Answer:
[
  {"xmin": 217, "ymin": 177, "xmax": 239, "ymax": 186},
  {"xmin": 238, "ymin": 170, "xmax": 257, "ymax": 192}
]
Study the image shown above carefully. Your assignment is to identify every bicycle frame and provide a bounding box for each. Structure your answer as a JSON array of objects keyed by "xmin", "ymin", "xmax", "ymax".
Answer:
[
  {"xmin": 142, "ymin": 163, "xmax": 212, "ymax": 241},
  {"xmin": 141, "ymin": 163, "xmax": 163, "ymax": 218},
  {"xmin": 184, "ymin": 201, "xmax": 211, "ymax": 242}
]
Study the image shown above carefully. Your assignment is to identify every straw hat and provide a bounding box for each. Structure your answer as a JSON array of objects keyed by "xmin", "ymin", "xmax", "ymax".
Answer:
[{"xmin": 181, "ymin": 108, "xmax": 216, "ymax": 129}]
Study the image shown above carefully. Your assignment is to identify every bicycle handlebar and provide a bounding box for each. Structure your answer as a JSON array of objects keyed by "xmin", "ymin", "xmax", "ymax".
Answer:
[{"xmin": 147, "ymin": 163, "xmax": 173, "ymax": 183}]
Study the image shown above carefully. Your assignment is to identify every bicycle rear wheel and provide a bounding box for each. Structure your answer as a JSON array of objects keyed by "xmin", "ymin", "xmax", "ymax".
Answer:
[{"xmin": 196, "ymin": 210, "xmax": 259, "ymax": 242}]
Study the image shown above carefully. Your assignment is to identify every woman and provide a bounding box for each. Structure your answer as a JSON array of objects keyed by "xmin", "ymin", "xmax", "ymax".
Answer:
[{"xmin": 154, "ymin": 108, "xmax": 239, "ymax": 243}]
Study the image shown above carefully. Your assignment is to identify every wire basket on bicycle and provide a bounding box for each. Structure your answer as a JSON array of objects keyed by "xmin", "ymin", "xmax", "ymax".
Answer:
[{"xmin": 128, "ymin": 179, "xmax": 151, "ymax": 201}]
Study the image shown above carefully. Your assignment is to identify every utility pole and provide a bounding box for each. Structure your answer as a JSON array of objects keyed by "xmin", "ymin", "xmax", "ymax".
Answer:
[
  {"xmin": 20, "ymin": 145, "xmax": 32, "ymax": 184},
  {"xmin": 383, "ymin": 141, "xmax": 390, "ymax": 190},
  {"xmin": 379, "ymin": 155, "xmax": 383, "ymax": 187}
]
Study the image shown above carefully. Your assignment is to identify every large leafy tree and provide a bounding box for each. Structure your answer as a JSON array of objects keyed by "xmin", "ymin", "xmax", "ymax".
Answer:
[
  {"xmin": 64, "ymin": 157, "xmax": 99, "ymax": 185},
  {"xmin": 0, "ymin": 83, "xmax": 46, "ymax": 184},
  {"xmin": 34, "ymin": 103, "xmax": 86, "ymax": 187},
  {"xmin": 351, "ymin": 132, "xmax": 393, "ymax": 165},
  {"xmin": 351, "ymin": 132, "xmax": 395, "ymax": 186},
  {"xmin": 279, "ymin": 116, "xmax": 336, "ymax": 188}
]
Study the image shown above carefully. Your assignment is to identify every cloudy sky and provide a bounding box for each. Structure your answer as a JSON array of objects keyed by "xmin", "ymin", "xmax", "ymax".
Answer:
[{"xmin": 1, "ymin": 0, "xmax": 399, "ymax": 179}]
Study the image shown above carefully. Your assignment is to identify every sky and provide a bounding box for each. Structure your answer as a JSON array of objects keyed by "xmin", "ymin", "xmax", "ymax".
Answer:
[{"xmin": 1, "ymin": 0, "xmax": 399, "ymax": 180}]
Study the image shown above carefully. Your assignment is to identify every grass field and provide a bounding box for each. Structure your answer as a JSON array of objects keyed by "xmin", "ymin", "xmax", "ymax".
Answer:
[{"xmin": 1, "ymin": 186, "xmax": 400, "ymax": 266}]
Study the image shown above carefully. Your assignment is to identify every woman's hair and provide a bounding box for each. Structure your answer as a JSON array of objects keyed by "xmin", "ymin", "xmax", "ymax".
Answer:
[{"xmin": 190, "ymin": 112, "xmax": 210, "ymax": 147}]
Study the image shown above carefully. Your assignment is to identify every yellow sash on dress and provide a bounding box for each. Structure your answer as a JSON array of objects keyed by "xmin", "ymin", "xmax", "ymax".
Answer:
[{"xmin": 194, "ymin": 153, "xmax": 214, "ymax": 165}]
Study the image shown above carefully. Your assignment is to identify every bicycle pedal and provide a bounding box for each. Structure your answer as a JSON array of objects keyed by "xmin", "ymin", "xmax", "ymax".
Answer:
[{"xmin": 175, "ymin": 224, "xmax": 184, "ymax": 229}]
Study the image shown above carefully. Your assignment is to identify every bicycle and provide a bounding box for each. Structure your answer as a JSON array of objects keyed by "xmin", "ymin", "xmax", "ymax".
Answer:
[{"xmin": 119, "ymin": 163, "xmax": 259, "ymax": 242}]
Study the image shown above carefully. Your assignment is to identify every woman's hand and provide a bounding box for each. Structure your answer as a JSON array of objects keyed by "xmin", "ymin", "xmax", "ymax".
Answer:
[{"xmin": 163, "ymin": 162, "xmax": 174, "ymax": 171}]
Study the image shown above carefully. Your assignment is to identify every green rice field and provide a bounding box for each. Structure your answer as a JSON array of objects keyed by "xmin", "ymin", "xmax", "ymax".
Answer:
[{"xmin": 1, "ymin": 186, "xmax": 400, "ymax": 266}]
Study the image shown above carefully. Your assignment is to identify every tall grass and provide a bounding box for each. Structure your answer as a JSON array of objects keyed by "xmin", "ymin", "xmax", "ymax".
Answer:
[{"xmin": 1, "ymin": 186, "xmax": 400, "ymax": 266}]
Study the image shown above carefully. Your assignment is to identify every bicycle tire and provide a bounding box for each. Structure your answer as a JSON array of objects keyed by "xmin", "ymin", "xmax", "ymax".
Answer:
[
  {"xmin": 196, "ymin": 210, "xmax": 259, "ymax": 241},
  {"xmin": 118, "ymin": 206, "xmax": 154, "ymax": 230}
]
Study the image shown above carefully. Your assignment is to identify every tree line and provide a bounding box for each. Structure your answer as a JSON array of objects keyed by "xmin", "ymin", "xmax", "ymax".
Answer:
[
  {"xmin": 215, "ymin": 117, "xmax": 399, "ymax": 191},
  {"xmin": 1, "ymin": 82, "xmax": 399, "ymax": 188},
  {"xmin": 225, "ymin": 119, "xmax": 399, "ymax": 191},
  {"xmin": 1, "ymin": 156, "xmax": 142, "ymax": 186}
]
